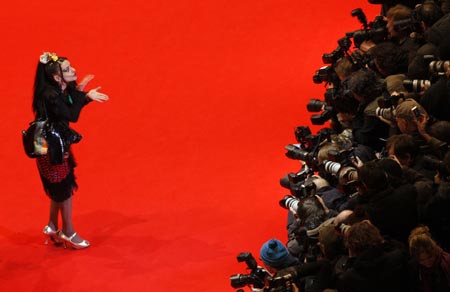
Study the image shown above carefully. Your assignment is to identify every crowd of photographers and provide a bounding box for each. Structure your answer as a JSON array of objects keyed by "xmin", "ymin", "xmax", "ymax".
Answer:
[{"xmin": 231, "ymin": 1, "xmax": 450, "ymax": 292}]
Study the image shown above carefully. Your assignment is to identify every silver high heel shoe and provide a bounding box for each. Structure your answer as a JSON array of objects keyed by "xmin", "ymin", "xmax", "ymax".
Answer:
[
  {"xmin": 42, "ymin": 225, "xmax": 62, "ymax": 245},
  {"xmin": 58, "ymin": 231, "xmax": 90, "ymax": 250}
]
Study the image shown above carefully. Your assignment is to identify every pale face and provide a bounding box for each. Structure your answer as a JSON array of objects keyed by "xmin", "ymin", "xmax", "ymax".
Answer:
[{"xmin": 59, "ymin": 60, "xmax": 77, "ymax": 83}]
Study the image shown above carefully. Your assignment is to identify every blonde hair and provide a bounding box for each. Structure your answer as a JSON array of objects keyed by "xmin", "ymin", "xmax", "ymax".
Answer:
[{"xmin": 408, "ymin": 226, "xmax": 438, "ymax": 258}]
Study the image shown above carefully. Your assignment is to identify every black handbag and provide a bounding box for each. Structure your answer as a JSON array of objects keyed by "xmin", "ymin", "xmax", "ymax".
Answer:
[
  {"xmin": 22, "ymin": 120, "xmax": 49, "ymax": 158},
  {"xmin": 22, "ymin": 100, "xmax": 65, "ymax": 162}
]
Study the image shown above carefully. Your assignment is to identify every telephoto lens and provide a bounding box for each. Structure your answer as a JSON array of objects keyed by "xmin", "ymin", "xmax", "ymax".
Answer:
[
  {"xmin": 323, "ymin": 160, "xmax": 342, "ymax": 175},
  {"xmin": 429, "ymin": 60, "xmax": 449, "ymax": 74},
  {"xmin": 279, "ymin": 195, "xmax": 300, "ymax": 213},
  {"xmin": 403, "ymin": 79, "xmax": 431, "ymax": 93},
  {"xmin": 307, "ymin": 99, "xmax": 326, "ymax": 112},
  {"xmin": 375, "ymin": 107, "xmax": 394, "ymax": 120}
]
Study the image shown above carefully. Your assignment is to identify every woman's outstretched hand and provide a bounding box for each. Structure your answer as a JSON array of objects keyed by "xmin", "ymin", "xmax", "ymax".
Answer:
[
  {"xmin": 87, "ymin": 87, "xmax": 109, "ymax": 103},
  {"xmin": 77, "ymin": 74, "xmax": 95, "ymax": 91}
]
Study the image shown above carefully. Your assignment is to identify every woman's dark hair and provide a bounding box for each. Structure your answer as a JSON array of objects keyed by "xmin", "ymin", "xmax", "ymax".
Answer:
[{"xmin": 32, "ymin": 56, "xmax": 68, "ymax": 115}]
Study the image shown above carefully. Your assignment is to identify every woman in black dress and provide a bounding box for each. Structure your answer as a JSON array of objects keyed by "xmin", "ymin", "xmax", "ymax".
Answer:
[{"xmin": 32, "ymin": 52, "xmax": 108, "ymax": 249}]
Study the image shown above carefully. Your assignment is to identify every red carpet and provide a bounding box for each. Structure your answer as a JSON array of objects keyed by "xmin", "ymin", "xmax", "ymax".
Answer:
[{"xmin": 0, "ymin": 1, "xmax": 378, "ymax": 291}]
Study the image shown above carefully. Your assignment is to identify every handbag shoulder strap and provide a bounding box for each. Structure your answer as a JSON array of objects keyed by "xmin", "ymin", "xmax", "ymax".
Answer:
[{"xmin": 38, "ymin": 96, "xmax": 48, "ymax": 121}]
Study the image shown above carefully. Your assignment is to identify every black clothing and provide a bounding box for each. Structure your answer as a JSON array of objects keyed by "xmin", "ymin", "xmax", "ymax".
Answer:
[
  {"xmin": 365, "ymin": 183, "xmax": 419, "ymax": 244},
  {"xmin": 35, "ymin": 84, "xmax": 90, "ymax": 202},
  {"xmin": 421, "ymin": 76, "xmax": 450, "ymax": 123},
  {"xmin": 352, "ymin": 98, "xmax": 390, "ymax": 152},
  {"xmin": 336, "ymin": 242, "xmax": 410, "ymax": 292},
  {"xmin": 423, "ymin": 183, "xmax": 450, "ymax": 252},
  {"xmin": 368, "ymin": 0, "xmax": 422, "ymax": 16}
]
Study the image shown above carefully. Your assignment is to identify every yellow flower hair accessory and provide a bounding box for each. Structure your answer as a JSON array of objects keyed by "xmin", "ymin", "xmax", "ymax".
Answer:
[
  {"xmin": 39, "ymin": 52, "xmax": 59, "ymax": 64},
  {"xmin": 50, "ymin": 53, "xmax": 59, "ymax": 62}
]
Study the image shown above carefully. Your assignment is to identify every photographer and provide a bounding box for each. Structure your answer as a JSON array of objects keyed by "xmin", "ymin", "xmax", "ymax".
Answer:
[
  {"xmin": 394, "ymin": 98, "xmax": 449, "ymax": 158},
  {"xmin": 407, "ymin": 2, "xmax": 447, "ymax": 79},
  {"xmin": 386, "ymin": 4, "xmax": 421, "ymax": 54},
  {"xmin": 420, "ymin": 37, "xmax": 450, "ymax": 122},
  {"xmin": 346, "ymin": 69, "xmax": 390, "ymax": 151},
  {"xmin": 336, "ymin": 220, "xmax": 410, "ymax": 292},
  {"xmin": 387, "ymin": 133, "xmax": 438, "ymax": 180},
  {"xmin": 422, "ymin": 151, "xmax": 450, "ymax": 252},
  {"xmin": 259, "ymin": 239, "xmax": 324, "ymax": 292},
  {"xmin": 356, "ymin": 159, "xmax": 419, "ymax": 243},
  {"xmin": 368, "ymin": 0, "xmax": 422, "ymax": 16},
  {"xmin": 260, "ymin": 239, "xmax": 300, "ymax": 274},
  {"xmin": 408, "ymin": 226, "xmax": 450, "ymax": 292},
  {"xmin": 286, "ymin": 194, "xmax": 338, "ymax": 262}
]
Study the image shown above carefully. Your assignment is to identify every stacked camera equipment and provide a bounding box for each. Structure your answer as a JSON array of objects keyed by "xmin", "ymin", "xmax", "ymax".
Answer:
[{"xmin": 229, "ymin": 8, "xmax": 389, "ymax": 292}]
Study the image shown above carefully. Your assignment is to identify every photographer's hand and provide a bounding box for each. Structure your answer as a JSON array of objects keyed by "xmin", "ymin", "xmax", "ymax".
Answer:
[
  {"xmin": 351, "ymin": 155, "xmax": 364, "ymax": 168},
  {"xmin": 377, "ymin": 115, "xmax": 395, "ymax": 127},
  {"xmin": 87, "ymin": 87, "xmax": 109, "ymax": 103},
  {"xmin": 412, "ymin": 113, "xmax": 432, "ymax": 141},
  {"xmin": 315, "ymin": 195, "xmax": 329, "ymax": 214}
]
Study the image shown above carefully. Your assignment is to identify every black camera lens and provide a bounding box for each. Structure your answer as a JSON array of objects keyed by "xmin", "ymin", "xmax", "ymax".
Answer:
[{"xmin": 307, "ymin": 99, "xmax": 326, "ymax": 112}]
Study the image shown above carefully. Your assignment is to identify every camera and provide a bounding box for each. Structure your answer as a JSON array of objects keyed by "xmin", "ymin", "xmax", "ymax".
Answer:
[
  {"xmin": 312, "ymin": 66, "xmax": 340, "ymax": 86},
  {"xmin": 283, "ymin": 167, "xmax": 317, "ymax": 198},
  {"xmin": 306, "ymin": 99, "xmax": 326, "ymax": 112},
  {"xmin": 393, "ymin": 13, "xmax": 422, "ymax": 34},
  {"xmin": 306, "ymin": 99, "xmax": 336, "ymax": 125},
  {"xmin": 230, "ymin": 252, "xmax": 301, "ymax": 292},
  {"xmin": 322, "ymin": 36, "xmax": 352, "ymax": 65},
  {"xmin": 230, "ymin": 252, "xmax": 271, "ymax": 289},
  {"xmin": 279, "ymin": 195, "xmax": 301, "ymax": 213},
  {"xmin": 411, "ymin": 106, "xmax": 421, "ymax": 118},
  {"xmin": 429, "ymin": 60, "xmax": 450, "ymax": 74},
  {"xmin": 347, "ymin": 11, "xmax": 387, "ymax": 47},
  {"xmin": 403, "ymin": 79, "xmax": 431, "ymax": 93},
  {"xmin": 292, "ymin": 126, "xmax": 333, "ymax": 152},
  {"xmin": 375, "ymin": 107, "xmax": 395, "ymax": 120},
  {"xmin": 322, "ymin": 160, "xmax": 358, "ymax": 185},
  {"xmin": 377, "ymin": 92, "xmax": 404, "ymax": 109},
  {"xmin": 350, "ymin": 49, "xmax": 375, "ymax": 71},
  {"xmin": 285, "ymin": 145, "xmax": 316, "ymax": 162}
]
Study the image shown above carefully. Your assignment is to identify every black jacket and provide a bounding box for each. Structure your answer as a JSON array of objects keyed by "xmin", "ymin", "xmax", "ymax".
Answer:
[{"xmin": 337, "ymin": 242, "xmax": 410, "ymax": 292}]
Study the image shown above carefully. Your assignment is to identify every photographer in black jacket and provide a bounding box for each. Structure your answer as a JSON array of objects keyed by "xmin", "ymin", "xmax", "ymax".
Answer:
[{"xmin": 337, "ymin": 220, "xmax": 410, "ymax": 292}]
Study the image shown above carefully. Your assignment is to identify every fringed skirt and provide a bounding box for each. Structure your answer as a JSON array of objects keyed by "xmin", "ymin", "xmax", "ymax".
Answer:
[{"xmin": 36, "ymin": 151, "xmax": 78, "ymax": 202}]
